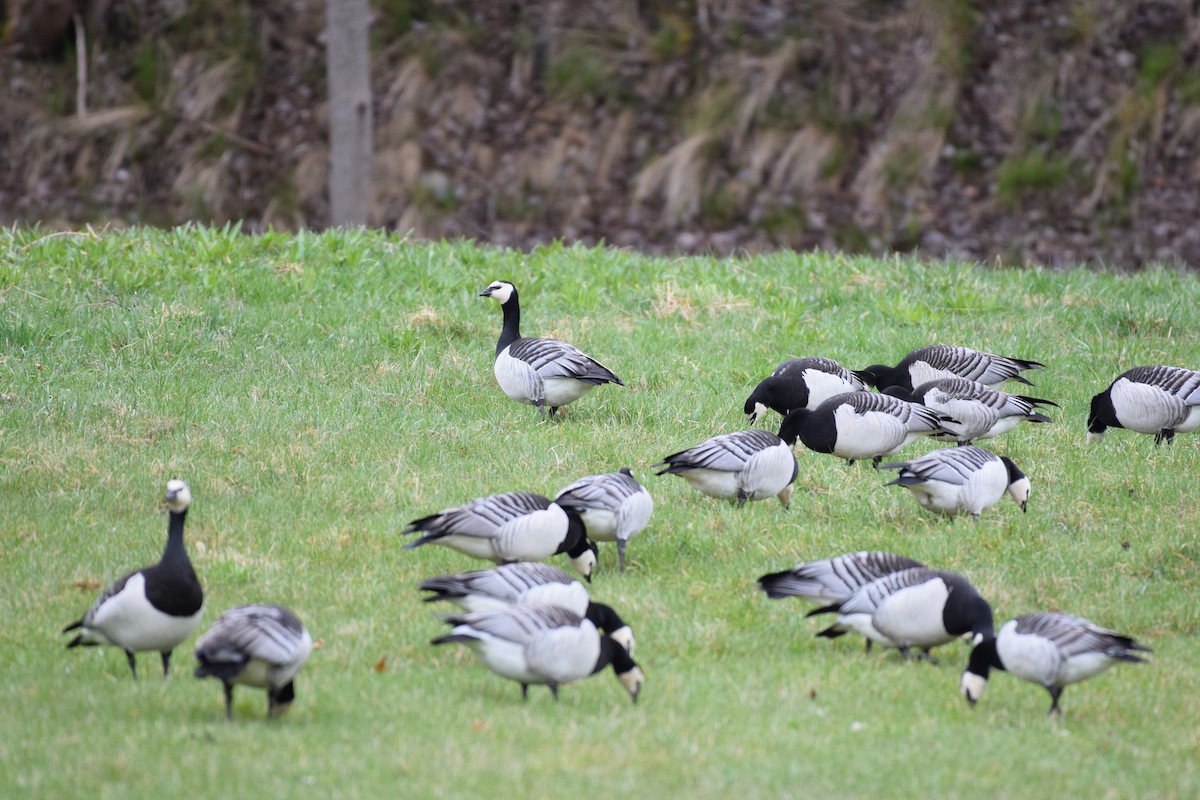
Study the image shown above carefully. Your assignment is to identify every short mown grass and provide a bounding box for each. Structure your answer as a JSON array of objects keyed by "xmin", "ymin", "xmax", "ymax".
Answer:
[{"xmin": 2, "ymin": 227, "xmax": 1198, "ymax": 798}]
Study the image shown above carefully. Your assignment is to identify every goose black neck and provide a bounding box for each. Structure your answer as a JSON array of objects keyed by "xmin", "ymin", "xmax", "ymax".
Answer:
[
  {"xmin": 593, "ymin": 635, "xmax": 637, "ymax": 676},
  {"xmin": 161, "ymin": 508, "xmax": 190, "ymax": 566},
  {"xmin": 966, "ymin": 636, "xmax": 1004, "ymax": 678},
  {"xmin": 496, "ymin": 290, "xmax": 522, "ymax": 356},
  {"xmin": 585, "ymin": 601, "xmax": 627, "ymax": 633}
]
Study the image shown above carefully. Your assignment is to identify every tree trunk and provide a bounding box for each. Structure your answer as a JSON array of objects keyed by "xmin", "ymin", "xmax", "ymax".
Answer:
[{"xmin": 325, "ymin": 0, "xmax": 373, "ymax": 226}]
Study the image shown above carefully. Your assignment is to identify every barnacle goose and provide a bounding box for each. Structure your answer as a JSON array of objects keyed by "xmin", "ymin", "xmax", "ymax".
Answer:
[
  {"xmin": 62, "ymin": 479, "xmax": 204, "ymax": 679},
  {"xmin": 401, "ymin": 492, "xmax": 598, "ymax": 580},
  {"xmin": 879, "ymin": 445, "xmax": 1031, "ymax": 519},
  {"xmin": 744, "ymin": 357, "xmax": 871, "ymax": 425},
  {"xmin": 778, "ymin": 391, "xmax": 956, "ymax": 467},
  {"xmin": 480, "ymin": 280, "xmax": 623, "ymax": 418},
  {"xmin": 758, "ymin": 551, "xmax": 924, "ymax": 652},
  {"xmin": 431, "ymin": 603, "xmax": 644, "ymax": 703},
  {"xmin": 419, "ymin": 562, "xmax": 635, "ymax": 655},
  {"xmin": 654, "ymin": 429, "xmax": 799, "ymax": 508},
  {"xmin": 757, "ymin": 551, "xmax": 925, "ymax": 603},
  {"xmin": 554, "ymin": 468, "xmax": 653, "ymax": 572},
  {"xmin": 860, "ymin": 345, "xmax": 1045, "ymax": 392},
  {"xmin": 961, "ymin": 612, "xmax": 1150, "ymax": 715},
  {"xmin": 194, "ymin": 604, "xmax": 313, "ymax": 720},
  {"xmin": 1087, "ymin": 365, "xmax": 1200, "ymax": 445},
  {"xmin": 807, "ymin": 567, "xmax": 994, "ymax": 659},
  {"xmin": 888, "ymin": 377, "xmax": 1056, "ymax": 445}
]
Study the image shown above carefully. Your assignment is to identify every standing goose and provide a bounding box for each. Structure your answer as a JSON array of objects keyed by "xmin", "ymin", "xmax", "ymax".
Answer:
[
  {"xmin": 961, "ymin": 612, "xmax": 1151, "ymax": 715},
  {"xmin": 431, "ymin": 603, "xmax": 644, "ymax": 703},
  {"xmin": 480, "ymin": 280, "xmax": 623, "ymax": 418},
  {"xmin": 779, "ymin": 391, "xmax": 955, "ymax": 467},
  {"xmin": 879, "ymin": 446, "xmax": 1031, "ymax": 519},
  {"xmin": 194, "ymin": 604, "xmax": 313, "ymax": 721},
  {"xmin": 758, "ymin": 551, "xmax": 924, "ymax": 652},
  {"xmin": 1087, "ymin": 365, "xmax": 1200, "ymax": 445},
  {"xmin": 889, "ymin": 377, "xmax": 1056, "ymax": 445},
  {"xmin": 654, "ymin": 429, "xmax": 799, "ymax": 508},
  {"xmin": 744, "ymin": 357, "xmax": 871, "ymax": 425},
  {"xmin": 807, "ymin": 567, "xmax": 994, "ymax": 658},
  {"xmin": 62, "ymin": 478, "xmax": 205, "ymax": 679},
  {"xmin": 401, "ymin": 492, "xmax": 598, "ymax": 581},
  {"xmin": 554, "ymin": 468, "xmax": 654, "ymax": 572},
  {"xmin": 860, "ymin": 345, "xmax": 1045, "ymax": 392},
  {"xmin": 418, "ymin": 562, "xmax": 635, "ymax": 654}
]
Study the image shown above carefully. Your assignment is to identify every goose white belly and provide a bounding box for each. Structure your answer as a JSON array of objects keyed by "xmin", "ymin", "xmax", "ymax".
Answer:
[
  {"xmin": 84, "ymin": 573, "xmax": 204, "ymax": 652},
  {"xmin": 677, "ymin": 467, "xmax": 742, "ymax": 500},
  {"xmin": 576, "ymin": 506, "xmax": 618, "ymax": 541},
  {"xmin": 739, "ymin": 444, "xmax": 797, "ymax": 499},
  {"xmin": 872, "ymin": 580, "xmax": 954, "ymax": 648},
  {"xmin": 908, "ymin": 461, "xmax": 1007, "ymax": 516},
  {"xmin": 832, "ymin": 406, "xmax": 909, "ymax": 460},
  {"xmin": 803, "ymin": 368, "xmax": 858, "ymax": 408},
  {"xmin": 439, "ymin": 505, "xmax": 569, "ymax": 562},
  {"xmin": 1111, "ymin": 378, "xmax": 1190, "ymax": 433},
  {"xmin": 833, "ymin": 612, "xmax": 896, "ymax": 648},
  {"xmin": 463, "ymin": 633, "xmax": 543, "ymax": 684},
  {"xmin": 542, "ymin": 377, "xmax": 595, "ymax": 408}
]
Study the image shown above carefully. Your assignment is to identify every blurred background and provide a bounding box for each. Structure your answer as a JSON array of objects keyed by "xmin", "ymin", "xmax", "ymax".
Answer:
[{"xmin": 2, "ymin": 0, "xmax": 1198, "ymax": 267}]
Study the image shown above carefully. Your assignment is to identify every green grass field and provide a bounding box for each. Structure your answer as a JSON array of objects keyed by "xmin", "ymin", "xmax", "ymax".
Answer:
[{"xmin": 2, "ymin": 226, "xmax": 1198, "ymax": 798}]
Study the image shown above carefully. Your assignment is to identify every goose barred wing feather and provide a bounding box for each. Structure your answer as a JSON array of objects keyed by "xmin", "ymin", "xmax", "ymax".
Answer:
[
  {"xmin": 880, "ymin": 446, "xmax": 1000, "ymax": 487},
  {"xmin": 1013, "ymin": 612, "xmax": 1150, "ymax": 659},
  {"xmin": 195, "ymin": 605, "xmax": 308, "ymax": 667},
  {"xmin": 443, "ymin": 603, "xmax": 585, "ymax": 644},
  {"xmin": 555, "ymin": 471, "xmax": 643, "ymax": 510},
  {"xmin": 656, "ymin": 430, "xmax": 783, "ymax": 473},
  {"xmin": 914, "ymin": 345, "xmax": 1044, "ymax": 386},
  {"xmin": 828, "ymin": 567, "xmax": 940, "ymax": 615},
  {"xmin": 846, "ymin": 391, "xmax": 947, "ymax": 431},
  {"xmin": 507, "ymin": 337, "xmax": 623, "ymax": 385},
  {"xmin": 420, "ymin": 563, "xmax": 575, "ymax": 603},
  {"xmin": 403, "ymin": 492, "xmax": 553, "ymax": 539},
  {"xmin": 1125, "ymin": 366, "xmax": 1200, "ymax": 401},
  {"xmin": 758, "ymin": 551, "xmax": 924, "ymax": 602}
]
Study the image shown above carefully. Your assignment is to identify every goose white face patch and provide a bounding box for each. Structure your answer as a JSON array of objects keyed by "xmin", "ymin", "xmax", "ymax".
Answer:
[
  {"xmin": 164, "ymin": 479, "xmax": 192, "ymax": 512},
  {"xmin": 960, "ymin": 671, "xmax": 987, "ymax": 704},
  {"xmin": 485, "ymin": 281, "xmax": 514, "ymax": 304},
  {"xmin": 1008, "ymin": 476, "xmax": 1032, "ymax": 509}
]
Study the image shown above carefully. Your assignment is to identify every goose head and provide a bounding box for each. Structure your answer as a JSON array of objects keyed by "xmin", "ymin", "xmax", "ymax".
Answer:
[
  {"xmin": 165, "ymin": 478, "xmax": 192, "ymax": 512},
  {"xmin": 480, "ymin": 280, "xmax": 516, "ymax": 305},
  {"xmin": 1001, "ymin": 457, "xmax": 1031, "ymax": 512}
]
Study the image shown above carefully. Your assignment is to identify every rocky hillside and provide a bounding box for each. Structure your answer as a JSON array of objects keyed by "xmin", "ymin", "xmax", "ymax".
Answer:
[{"xmin": 3, "ymin": 0, "xmax": 1199, "ymax": 267}]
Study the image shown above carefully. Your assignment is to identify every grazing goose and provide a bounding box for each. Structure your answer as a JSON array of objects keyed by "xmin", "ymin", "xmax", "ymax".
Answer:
[
  {"xmin": 194, "ymin": 604, "xmax": 313, "ymax": 720},
  {"xmin": 62, "ymin": 479, "xmax": 204, "ymax": 679},
  {"xmin": 1087, "ymin": 365, "xmax": 1200, "ymax": 445},
  {"xmin": 480, "ymin": 280, "xmax": 623, "ymax": 418},
  {"xmin": 779, "ymin": 391, "xmax": 955, "ymax": 467},
  {"xmin": 654, "ymin": 429, "xmax": 798, "ymax": 508},
  {"xmin": 758, "ymin": 551, "xmax": 924, "ymax": 652},
  {"xmin": 860, "ymin": 345, "xmax": 1045, "ymax": 392},
  {"xmin": 419, "ymin": 562, "xmax": 635, "ymax": 654},
  {"xmin": 888, "ymin": 378, "xmax": 1056, "ymax": 444},
  {"xmin": 554, "ymin": 468, "xmax": 654, "ymax": 573},
  {"xmin": 961, "ymin": 612, "xmax": 1151, "ymax": 715},
  {"xmin": 879, "ymin": 446, "xmax": 1031, "ymax": 520},
  {"xmin": 757, "ymin": 551, "xmax": 925, "ymax": 603},
  {"xmin": 744, "ymin": 357, "xmax": 871, "ymax": 425},
  {"xmin": 402, "ymin": 492, "xmax": 598, "ymax": 580},
  {"xmin": 807, "ymin": 567, "xmax": 994, "ymax": 658},
  {"xmin": 431, "ymin": 603, "xmax": 644, "ymax": 703}
]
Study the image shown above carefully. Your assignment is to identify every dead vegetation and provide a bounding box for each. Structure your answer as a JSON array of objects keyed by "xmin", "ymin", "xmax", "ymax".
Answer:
[{"xmin": 2, "ymin": 0, "xmax": 1200, "ymax": 267}]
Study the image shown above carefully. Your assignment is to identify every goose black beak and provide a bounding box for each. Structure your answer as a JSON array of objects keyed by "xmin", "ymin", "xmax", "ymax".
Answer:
[{"xmin": 479, "ymin": 288, "xmax": 492, "ymax": 297}]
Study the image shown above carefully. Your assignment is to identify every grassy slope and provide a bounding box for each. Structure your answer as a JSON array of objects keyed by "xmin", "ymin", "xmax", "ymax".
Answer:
[{"xmin": 1, "ymin": 227, "xmax": 1197, "ymax": 799}]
